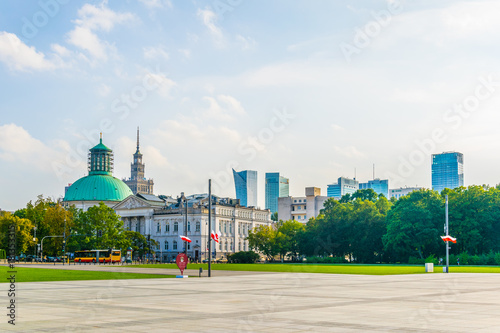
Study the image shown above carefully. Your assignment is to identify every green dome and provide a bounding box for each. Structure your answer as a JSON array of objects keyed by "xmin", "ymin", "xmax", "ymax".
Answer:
[{"xmin": 64, "ymin": 175, "xmax": 133, "ymax": 202}]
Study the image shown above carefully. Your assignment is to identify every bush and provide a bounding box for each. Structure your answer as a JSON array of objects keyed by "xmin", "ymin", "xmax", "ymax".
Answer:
[
  {"xmin": 424, "ymin": 254, "xmax": 438, "ymax": 265},
  {"xmin": 408, "ymin": 256, "xmax": 425, "ymax": 265},
  {"xmin": 227, "ymin": 251, "xmax": 260, "ymax": 263},
  {"xmin": 0, "ymin": 249, "xmax": 5, "ymax": 260}
]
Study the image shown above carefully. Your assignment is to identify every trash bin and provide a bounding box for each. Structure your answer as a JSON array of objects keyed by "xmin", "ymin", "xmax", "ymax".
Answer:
[{"xmin": 425, "ymin": 263, "xmax": 434, "ymax": 273}]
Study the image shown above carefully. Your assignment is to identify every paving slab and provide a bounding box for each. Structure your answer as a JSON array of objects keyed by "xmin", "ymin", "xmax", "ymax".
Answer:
[{"xmin": 1, "ymin": 272, "xmax": 500, "ymax": 332}]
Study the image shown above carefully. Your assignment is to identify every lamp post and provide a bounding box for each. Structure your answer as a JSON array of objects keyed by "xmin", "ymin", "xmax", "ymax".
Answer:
[
  {"xmin": 33, "ymin": 226, "xmax": 37, "ymax": 257},
  {"xmin": 445, "ymin": 195, "xmax": 449, "ymax": 273},
  {"xmin": 62, "ymin": 218, "xmax": 66, "ymax": 266}
]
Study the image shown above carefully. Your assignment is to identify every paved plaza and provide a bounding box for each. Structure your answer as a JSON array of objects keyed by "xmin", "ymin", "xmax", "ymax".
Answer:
[{"xmin": 2, "ymin": 271, "xmax": 500, "ymax": 332}]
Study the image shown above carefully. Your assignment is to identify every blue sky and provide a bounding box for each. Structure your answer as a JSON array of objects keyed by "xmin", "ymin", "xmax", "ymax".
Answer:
[{"xmin": 1, "ymin": 0, "xmax": 500, "ymax": 210}]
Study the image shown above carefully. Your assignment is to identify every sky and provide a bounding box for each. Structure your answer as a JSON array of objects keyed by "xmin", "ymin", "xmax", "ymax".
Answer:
[{"xmin": 1, "ymin": 0, "xmax": 500, "ymax": 211}]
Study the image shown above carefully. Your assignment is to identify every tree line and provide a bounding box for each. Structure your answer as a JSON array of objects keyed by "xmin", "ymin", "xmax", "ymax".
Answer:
[
  {"xmin": 248, "ymin": 187, "xmax": 500, "ymax": 263},
  {"xmin": 0, "ymin": 196, "xmax": 156, "ymax": 259}
]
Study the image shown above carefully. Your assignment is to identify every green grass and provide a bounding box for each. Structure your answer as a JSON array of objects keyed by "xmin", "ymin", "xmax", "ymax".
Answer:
[
  {"xmin": 0, "ymin": 266, "xmax": 175, "ymax": 283},
  {"xmin": 123, "ymin": 263, "xmax": 500, "ymax": 275}
]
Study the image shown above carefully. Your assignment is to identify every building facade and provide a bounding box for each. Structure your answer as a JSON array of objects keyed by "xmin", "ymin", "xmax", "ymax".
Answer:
[
  {"xmin": 278, "ymin": 187, "xmax": 328, "ymax": 223},
  {"xmin": 265, "ymin": 172, "xmax": 289, "ymax": 214},
  {"xmin": 124, "ymin": 128, "xmax": 154, "ymax": 195},
  {"xmin": 63, "ymin": 135, "xmax": 133, "ymax": 211},
  {"xmin": 327, "ymin": 177, "xmax": 359, "ymax": 199},
  {"xmin": 359, "ymin": 179, "xmax": 389, "ymax": 198},
  {"xmin": 389, "ymin": 187, "xmax": 423, "ymax": 200},
  {"xmin": 232, "ymin": 169, "xmax": 258, "ymax": 207},
  {"xmin": 432, "ymin": 152, "xmax": 464, "ymax": 193},
  {"xmin": 114, "ymin": 193, "xmax": 272, "ymax": 262}
]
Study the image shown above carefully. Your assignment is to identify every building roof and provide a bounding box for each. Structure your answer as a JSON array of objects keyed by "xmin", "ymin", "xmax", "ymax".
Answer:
[
  {"xmin": 90, "ymin": 138, "xmax": 112, "ymax": 152},
  {"xmin": 64, "ymin": 174, "xmax": 133, "ymax": 202}
]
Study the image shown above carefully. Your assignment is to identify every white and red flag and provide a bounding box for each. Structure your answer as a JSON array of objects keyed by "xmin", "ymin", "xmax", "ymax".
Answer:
[
  {"xmin": 180, "ymin": 235, "xmax": 192, "ymax": 243},
  {"xmin": 211, "ymin": 230, "xmax": 220, "ymax": 243},
  {"xmin": 441, "ymin": 235, "xmax": 457, "ymax": 243}
]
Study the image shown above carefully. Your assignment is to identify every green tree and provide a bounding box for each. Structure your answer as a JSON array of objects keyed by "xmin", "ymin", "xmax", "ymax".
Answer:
[
  {"xmin": 383, "ymin": 189, "xmax": 444, "ymax": 262},
  {"xmin": 276, "ymin": 220, "xmax": 305, "ymax": 260},
  {"xmin": 0, "ymin": 212, "xmax": 35, "ymax": 256},
  {"xmin": 247, "ymin": 225, "xmax": 280, "ymax": 260},
  {"xmin": 72, "ymin": 202, "xmax": 128, "ymax": 251},
  {"xmin": 271, "ymin": 212, "xmax": 278, "ymax": 222}
]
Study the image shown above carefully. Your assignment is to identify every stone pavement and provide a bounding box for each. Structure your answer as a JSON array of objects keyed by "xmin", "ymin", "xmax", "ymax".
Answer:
[{"xmin": 2, "ymin": 272, "xmax": 500, "ymax": 332}]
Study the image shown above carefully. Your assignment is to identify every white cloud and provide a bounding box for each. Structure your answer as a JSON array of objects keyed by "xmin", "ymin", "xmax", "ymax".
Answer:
[
  {"xmin": 201, "ymin": 95, "xmax": 246, "ymax": 121},
  {"xmin": 98, "ymin": 83, "xmax": 111, "ymax": 97},
  {"xmin": 147, "ymin": 72, "xmax": 177, "ymax": 97},
  {"xmin": 197, "ymin": 8, "xmax": 224, "ymax": 46},
  {"xmin": 67, "ymin": 4, "xmax": 135, "ymax": 62},
  {"xmin": 236, "ymin": 35, "xmax": 257, "ymax": 50},
  {"xmin": 143, "ymin": 45, "xmax": 169, "ymax": 61},
  {"xmin": 331, "ymin": 124, "xmax": 344, "ymax": 131},
  {"xmin": 178, "ymin": 48, "xmax": 191, "ymax": 59},
  {"xmin": 139, "ymin": 0, "xmax": 172, "ymax": 9},
  {"xmin": 0, "ymin": 32, "xmax": 56, "ymax": 71}
]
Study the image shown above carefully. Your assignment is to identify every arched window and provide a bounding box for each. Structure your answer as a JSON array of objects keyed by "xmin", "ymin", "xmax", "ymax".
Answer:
[
  {"xmin": 196, "ymin": 221, "xmax": 200, "ymax": 232},
  {"xmin": 165, "ymin": 241, "xmax": 169, "ymax": 250},
  {"xmin": 165, "ymin": 223, "xmax": 170, "ymax": 233},
  {"xmin": 173, "ymin": 240, "xmax": 178, "ymax": 250},
  {"xmin": 156, "ymin": 222, "xmax": 160, "ymax": 233}
]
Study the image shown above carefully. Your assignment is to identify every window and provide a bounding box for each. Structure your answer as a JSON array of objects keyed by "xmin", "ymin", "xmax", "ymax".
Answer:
[
  {"xmin": 135, "ymin": 223, "xmax": 140, "ymax": 232},
  {"xmin": 174, "ymin": 222, "xmax": 178, "ymax": 232},
  {"xmin": 224, "ymin": 222, "xmax": 227, "ymax": 233},
  {"xmin": 165, "ymin": 241, "xmax": 169, "ymax": 250},
  {"xmin": 238, "ymin": 242, "xmax": 241, "ymax": 251},
  {"xmin": 238, "ymin": 223, "xmax": 241, "ymax": 234},
  {"xmin": 188, "ymin": 222, "xmax": 191, "ymax": 232},
  {"xmin": 219, "ymin": 223, "xmax": 222, "ymax": 233},
  {"xmin": 225, "ymin": 242, "xmax": 228, "ymax": 251},
  {"xmin": 173, "ymin": 240, "xmax": 177, "ymax": 250},
  {"xmin": 188, "ymin": 243, "xmax": 190, "ymax": 250},
  {"xmin": 219, "ymin": 241, "xmax": 222, "ymax": 251},
  {"xmin": 196, "ymin": 221, "xmax": 200, "ymax": 232},
  {"xmin": 156, "ymin": 223, "xmax": 160, "ymax": 233},
  {"xmin": 229, "ymin": 223, "xmax": 232, "ymax": 234},
  {"xmin": 298, "ymin": 206, "xmax": 301, "ymax": 210},
  {"xmin": 165, "ymin": 223, "xmax": 170, "ymax": 233}
]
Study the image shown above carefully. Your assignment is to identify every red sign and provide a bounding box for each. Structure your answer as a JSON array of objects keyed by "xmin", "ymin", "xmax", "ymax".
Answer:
[{"xmin": 176, "ymin": 253, "xmax": 188, "ymax": 275}]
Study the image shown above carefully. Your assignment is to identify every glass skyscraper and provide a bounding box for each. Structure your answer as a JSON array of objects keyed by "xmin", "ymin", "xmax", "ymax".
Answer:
[
  {"xmin": 359, "ymin": 179, "xmax": 389, "ymax": 198},
  {"xmin": 232, "ymin": 169, "xmax": 258, "ymax": 207},
  {"xmin": 265, "ymin": 173, "xmax": 289, "ymax": 214},
  {"xmin": 327, "ymin": 177, "xmax": 359, "ymax": 198},
  {"xmin": 432, "ymin": 152, "xmax": 464, "ymax": 193}
]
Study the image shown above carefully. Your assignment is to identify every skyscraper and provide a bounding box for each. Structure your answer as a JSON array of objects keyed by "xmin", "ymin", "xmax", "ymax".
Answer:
[
  {"xmin": 232, "ymin": 169, "xmax": 258, "ymax": 207},
  {"xmin": 124, "ymin": 127, "xmax": 154, "ymax": 195},
  {"xmin": 327, "ymin": 177, "xmax": 359, "ymax": 198},
  {"xmin": 359, "ymin": 179, "xmax": 389, "ymax": 198},
  {"xmin": 432, "ymin": 152, "xmax": 464, "ymax": 193},
  {"xmin": 265, "ymin": 172, "xmax": 289, "ymax": 214}
]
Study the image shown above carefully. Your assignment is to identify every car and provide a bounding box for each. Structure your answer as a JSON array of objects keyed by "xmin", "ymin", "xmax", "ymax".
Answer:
[{"xmin": 216, "ymin": 258, "xmax": 228, "ymax": 264}]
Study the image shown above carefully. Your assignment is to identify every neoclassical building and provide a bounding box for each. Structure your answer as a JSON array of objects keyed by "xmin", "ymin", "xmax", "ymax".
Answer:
[{"xmin": 114, "ymin": 193, "xmax": 272, "ymax": 262}]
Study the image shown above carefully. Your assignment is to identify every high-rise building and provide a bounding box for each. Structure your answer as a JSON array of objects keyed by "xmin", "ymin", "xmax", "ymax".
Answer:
[
  {"xmin": 265, "ymin": 173, "xmax": 289, "ymax": 214},
  {"xmin": 124, "ymin": 127, "xmax": 154, "ymax": 195},
  {"xmin": 327, "ymin": 177, "xmax": 359, "ymax": 198},
  {"xmin": 432, "ymin": 152, "xmax": 464, "ymax": 193},
  {"xmin": 232, "ymin": 169, "xmax": 258, "ymax": 207},
  {"xmin": 359, "ymin": 179, "xmax": 389, "ymax": 198}
]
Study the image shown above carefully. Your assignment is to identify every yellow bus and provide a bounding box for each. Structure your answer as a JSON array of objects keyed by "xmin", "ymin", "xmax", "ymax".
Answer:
[{"xmin": 74, "ymin": 249, "xmax": 121, "ymax": 263}]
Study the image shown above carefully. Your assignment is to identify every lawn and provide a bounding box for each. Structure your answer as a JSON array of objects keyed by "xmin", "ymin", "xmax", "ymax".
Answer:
[
  {"xmin": 124, "ymin": 263, "xmax": 500, "ymax": 275},
  {"xmin": 0, "ymin": 266, "xmax": 174, "ymax": 283}
]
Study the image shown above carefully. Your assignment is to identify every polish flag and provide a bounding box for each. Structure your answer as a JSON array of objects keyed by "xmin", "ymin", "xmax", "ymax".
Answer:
[
  {"xmin": 441, "ymin": 235, "xmax": 457, "ymax": 243},
  {"xmin": 180, "ymin": 235, "xmax": 192, "ymax": 243},
  {"xmin": 211, "ymin": 230, "xmax": 220, "ymax": 243}
]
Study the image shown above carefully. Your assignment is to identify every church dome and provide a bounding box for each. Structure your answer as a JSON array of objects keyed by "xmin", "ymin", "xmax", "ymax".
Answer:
[
  {"xmin": 64, "ymin": 134, "xmax": 133, "ymax": 203},
  {"xmin": 64, "ymin": 175, "xmax": 133, "ymax": 202}
]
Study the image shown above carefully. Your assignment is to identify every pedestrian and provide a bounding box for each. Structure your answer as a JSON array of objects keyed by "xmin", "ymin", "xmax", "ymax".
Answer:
[{"xmin": 457, "ymin": 257, "xmax": 460, "ymax": 266}]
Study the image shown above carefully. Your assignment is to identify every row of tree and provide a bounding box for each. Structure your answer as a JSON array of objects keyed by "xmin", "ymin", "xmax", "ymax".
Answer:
[
  {"xmin": 0, "ymin": 196, "xmax": 156, "ymax": 258},
  {"xmin": 249, "ymin": 186, "xmax": 500, "ymax": 263}
]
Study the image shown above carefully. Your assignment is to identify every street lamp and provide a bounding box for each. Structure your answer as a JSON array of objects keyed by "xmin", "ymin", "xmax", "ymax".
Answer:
[{"xmin": 33, "ymin": 226, "xmax": 37, "ymax": 257}]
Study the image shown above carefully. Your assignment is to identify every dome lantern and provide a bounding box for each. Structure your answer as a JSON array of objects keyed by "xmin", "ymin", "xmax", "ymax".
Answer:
[{"xmin": 88, "ymin": 133, "xmax": 114, "ymax": 176}]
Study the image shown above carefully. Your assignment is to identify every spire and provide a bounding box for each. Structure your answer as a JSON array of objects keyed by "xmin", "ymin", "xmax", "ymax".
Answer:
[
  {"xmin": 136, "ymin": 127, "xmax": 140, "ymax": 154},
  {"xmin": 100, "ymin": 132, "xmax": 103, "ymax": 144}
]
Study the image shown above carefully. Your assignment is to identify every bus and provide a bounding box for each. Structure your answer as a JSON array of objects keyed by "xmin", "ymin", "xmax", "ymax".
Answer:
[{"xmin": 74, "ymin": 249, "xmax": 121, "ymax": 263}]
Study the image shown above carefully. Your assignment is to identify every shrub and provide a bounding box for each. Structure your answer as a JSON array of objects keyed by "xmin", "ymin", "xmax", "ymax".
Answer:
[
  {"xmin": 227, "ymin": 251, "xmax": 260, "ymax": 263},
  {"xmin": 0, "ymin": 249, "xmax": 6, "ymax": 259},
  {"xmin": 305, "ymin": 256, "xmax": 348, "ymax": 264},
  {"xmin": 408, "ymin": 256, "xmax": 425, "ymax": 265},
  {"xmin": 424, "ymin": 254, "xmax": 438, "ymax": 265}
]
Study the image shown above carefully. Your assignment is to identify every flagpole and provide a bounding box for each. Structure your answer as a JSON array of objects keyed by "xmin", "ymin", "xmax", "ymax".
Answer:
[
  {"xmin": 446, "ymin": 194, "xmax": 449, "ymax": 274},
  {"xmin": 208, "ymin": 179, "xmax": 212, "ymax": 277}
]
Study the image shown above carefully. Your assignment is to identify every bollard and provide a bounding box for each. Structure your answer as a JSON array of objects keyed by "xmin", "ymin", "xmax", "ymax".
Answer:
[{"xmin": 199, "ymin": 267, "xmax": 203, "ymax": 277}]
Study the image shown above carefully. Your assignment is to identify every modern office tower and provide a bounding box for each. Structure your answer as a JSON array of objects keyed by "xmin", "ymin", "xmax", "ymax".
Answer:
[
  {"xmin": 278, "ymin": 187, "xmax": 328, "ymax": 223},
  {"xmin": 265, "ymin": 173, "xmax": 289, "ymax": 214},
  {"xmin": 432, "ymin": 152, "xmax": 464, "ymax": 193},
  {"xmin": 232, "ymin": 169, "xmax": 258, "ymax": 207},
  {"xmin": 389, "ymin": 187, "xmax": 423, "ymax": 200},
  {"xmin": 327, "ymin": 177, "xmax": 359, "ymax": 198},
  {"xmin": 359, "ymin": 179, "xmax": 389, "ymax": 198}
]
